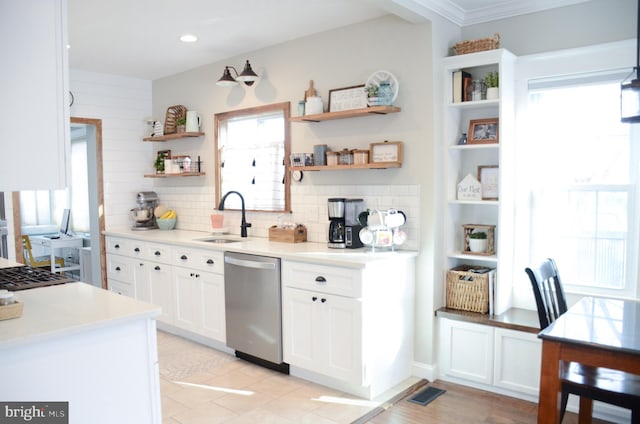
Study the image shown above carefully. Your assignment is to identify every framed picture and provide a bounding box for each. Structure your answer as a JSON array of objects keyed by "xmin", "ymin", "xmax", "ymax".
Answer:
[
  {"xmin": 155, "ymin": 150, "xmax": 171, "ymax": 174},
  {"xmin": 468, "ymin": 118, "xmax": 499, "ymax": 144},
  {"xmin": 328, "ymin": 84, "xmax": 367, "ymax": 112},
  {"xmin": 370, "ymin": 141, "xmax": 403, "ymax": 163},
  {"xmin": 478, "ymin": 165, "xmax": 499, "ymax": 200}
]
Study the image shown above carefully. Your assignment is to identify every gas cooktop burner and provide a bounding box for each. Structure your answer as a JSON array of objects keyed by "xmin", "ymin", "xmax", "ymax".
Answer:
[{"xmin": 0, "ymin": 266, "xmax": 75, "ymax": 291}]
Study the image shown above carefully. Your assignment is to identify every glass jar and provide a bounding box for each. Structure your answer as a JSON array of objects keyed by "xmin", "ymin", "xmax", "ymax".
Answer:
[{"xmin": 378, "ymin": 81, "xmax": 393, "ymax": 105}]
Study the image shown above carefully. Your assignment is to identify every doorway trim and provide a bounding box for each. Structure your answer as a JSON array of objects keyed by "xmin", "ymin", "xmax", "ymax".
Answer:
[{"xmin": 12, "ymin": 117, "xmax": 106, "ymax": 289}]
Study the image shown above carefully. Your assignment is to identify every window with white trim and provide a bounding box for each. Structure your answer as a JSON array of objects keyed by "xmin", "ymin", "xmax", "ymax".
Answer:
[{"xmin": 516, "ymin": 72, "xmax": 639, "ymax": 298}]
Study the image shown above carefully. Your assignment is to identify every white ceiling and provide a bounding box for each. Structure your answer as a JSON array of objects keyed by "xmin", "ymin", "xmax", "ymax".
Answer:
[{"xmin": 67, "ymin": 0, "xmax": 589, "ymax": 80}]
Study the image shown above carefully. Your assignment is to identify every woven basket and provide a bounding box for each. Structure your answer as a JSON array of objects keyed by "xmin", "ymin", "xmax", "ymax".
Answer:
[
  {"xmin": 453, "ymin": 33, "xmax": 500, "ymax": 55},
  {"xmin": 446, "ymin": 265, "xmax": 491, "ymax": 313},
  {"xmin": 163, "ymin": 105, "xmax": 187, "ymax": 135}
]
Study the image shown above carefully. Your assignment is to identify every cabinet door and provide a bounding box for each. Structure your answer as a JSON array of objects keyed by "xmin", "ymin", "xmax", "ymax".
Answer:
[
  {"xmin": 134, "ymin": 261, "xmax": 151, "ymax": 304},
  {"xmin": 493, "ymin": 328, "xmax": 541, "ymax": 396},
  {"xmin": 283, "ymin": 287, "xmax": 362, "ymax": 383},
  {"xmin": 282, "ymin": 287, "xmax": 319, "ymax": 371},
  {"xmin": 323, "ymin": 292, "xmax": 363, "ymax": 384},
  {"xmin": 107, "ymin": 279, "xmax": 135, "ymax": 297},
  {"xmin": 147, "ymin": 262, "xmax": 173, "ymax": 324},
  {"xmin": 0, "ymin": 0, "xmax": 70, "ymax": 191},
  {"xmin": 172, "ymin": 268, "xmax": 201, "ymax": 332},
  {"xmin": 439, "ymin": 318, "xmax": 493, "ymax": 384},
  {"xmin": 199, "ymin": 271, "xmax": 225, "ymax": 342}
]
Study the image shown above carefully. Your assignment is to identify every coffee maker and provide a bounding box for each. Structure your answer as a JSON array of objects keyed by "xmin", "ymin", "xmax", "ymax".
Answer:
[
  {"xmin": 130, "ymin": 191, "xmax": 159, "ymax": 230},
  {"xmin": 344, "ymin": 199, "xmax": 365, "ymax": 249},
  {"xmin": 328, "ymin": 198, "xmax": 346, "ymax": 248}
]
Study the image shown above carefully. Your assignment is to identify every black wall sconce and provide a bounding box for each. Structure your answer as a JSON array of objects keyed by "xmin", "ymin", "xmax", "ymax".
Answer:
[{"xmin": 216, "ymin": 60, "xmax": 259, "ymax": 87}]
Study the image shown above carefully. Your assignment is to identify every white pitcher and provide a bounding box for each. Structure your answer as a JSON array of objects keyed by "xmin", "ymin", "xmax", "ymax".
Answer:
[{"xmin": 186, "ymin": 111, "xmax": 201, "ymax": 132}]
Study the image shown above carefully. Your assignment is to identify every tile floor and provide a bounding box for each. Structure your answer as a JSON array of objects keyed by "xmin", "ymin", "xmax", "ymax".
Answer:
[{"xmin": 157, "ymin": 331, "xmax": 416, "ymax": 424}]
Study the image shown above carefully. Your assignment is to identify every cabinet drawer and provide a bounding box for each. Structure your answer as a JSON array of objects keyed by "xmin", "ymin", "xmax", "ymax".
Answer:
[
  {"xmin": 108, "ymin": 279, "xmax": 135, "ymax": 297},
  {"xmin": 282, "ymin": 260, "xmax": 362, "ymax": 298},
  {"xmin": 107, "ymin": 255, "xmax": 135, "ymax": 283},
  {"xmin": 106, "ymin": 237, "xmax": 146, "ymax": 258},
  {"xmin": 172, "ymin": 247, "xmax": 224, "ymax": 274},
  {"xmin": 144, "ymin": 242, "xmax": 171, "ymax": 263}
]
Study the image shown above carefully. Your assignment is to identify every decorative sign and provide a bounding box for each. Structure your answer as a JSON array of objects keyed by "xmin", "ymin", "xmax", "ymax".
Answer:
[
  {"xmin": 328, "ymin": 85, "xmax": 367, "ymax": 112},
  {"xmin": 478, "ymin": 165, "xmax": 499, "ymax": 200},
  {"xmin": 457, "ymin": 174, "xmax": 482, "ymax": 201},
  {"xmin": 370, "ymin": 141, "xmax": 403, "ymax": 163}
]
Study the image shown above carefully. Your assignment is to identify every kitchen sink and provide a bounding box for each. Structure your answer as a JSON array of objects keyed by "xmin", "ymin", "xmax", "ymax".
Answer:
[{"xmin": 194, "ymin": 237, "xmax": 241, "ymax": 244}]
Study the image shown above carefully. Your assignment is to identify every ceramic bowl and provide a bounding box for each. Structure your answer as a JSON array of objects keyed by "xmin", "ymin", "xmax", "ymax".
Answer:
[{"xmin": 156, "ymin": 218, "xmax": 176, "ymax": 230}]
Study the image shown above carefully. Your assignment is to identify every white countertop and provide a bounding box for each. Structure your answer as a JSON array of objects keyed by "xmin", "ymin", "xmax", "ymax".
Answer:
[
  {"xmin": 104, "ymin": 228, "xmax": 418, "ymax": 268},
  {"xmin": 0, "ymin": 282, "xmax": 160, "ymax": 349}
]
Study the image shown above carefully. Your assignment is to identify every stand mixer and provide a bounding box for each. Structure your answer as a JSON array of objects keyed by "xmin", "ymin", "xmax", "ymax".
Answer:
[{"xmin": 130, "ymin": 191, "xmax": 159, "ymax": 230}]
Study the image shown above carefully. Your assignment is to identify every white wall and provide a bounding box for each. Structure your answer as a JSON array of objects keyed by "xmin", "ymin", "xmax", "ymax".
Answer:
[
  {"xmin": 151, "ymin": 15, "xmax": 439, "ymax": 370},
  {"xmin": 69, "ymin": 70, "xmax": 153, "ymax": 229}
]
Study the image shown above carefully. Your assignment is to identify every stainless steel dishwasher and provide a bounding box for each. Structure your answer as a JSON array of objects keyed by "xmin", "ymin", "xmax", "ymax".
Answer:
[{"xmin": 224, "ymin": 252, "xmax": 288, "ymax": 373}]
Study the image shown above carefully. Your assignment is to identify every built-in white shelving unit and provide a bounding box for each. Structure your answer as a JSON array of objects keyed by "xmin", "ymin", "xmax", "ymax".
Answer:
[{"xmin": 442, "ymin": 49, "xmax": 517, "ymax": 315}]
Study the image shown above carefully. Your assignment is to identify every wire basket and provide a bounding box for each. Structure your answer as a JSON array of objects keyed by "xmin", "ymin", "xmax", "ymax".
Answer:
[
  {"xmin": 445, "ymin": 265, "xmax": 492, "ymax": 313},
  {"xmin": 453, "ymin": 33, "xmax": 500, "ymax": 55}
]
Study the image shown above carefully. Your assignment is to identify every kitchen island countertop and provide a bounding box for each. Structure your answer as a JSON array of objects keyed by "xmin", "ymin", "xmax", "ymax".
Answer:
[
  {"xmin": 104, "ymin": 227, "xmax": 417, "ymax": 268},
  {"xmin": 0, "ymin": 282, "xmax": 160, "ymax": 349}
]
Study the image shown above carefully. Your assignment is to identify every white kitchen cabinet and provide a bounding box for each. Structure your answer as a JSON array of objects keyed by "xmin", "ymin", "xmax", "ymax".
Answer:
[
  {"xmin": 438, "ymin": 317, "xmax": 541, "ymax": 400},
  {"xmin": 282, "ymin": 256, "xmax": 414, "ymax": 399},
  {"xmin": 0, "ymin": 0, "xmax": 70, "ymax": 191},
  {"xmin": 441, "ymin": 49, "xmax": 517, "ymax": 315},
  {"xmin": 493, "ymin": 327, "xmax": 541, "ymax": 396},
  {"xmin": 171, "ymin": 247, "xmax": 225, "ymax": 342},
  {"xmin": 439, "ymin": 317, "xmax": 494, "ymax": 385},
  {"xmin": 283, "ymin": 286, "xmax": 362, "ymax": 384}
]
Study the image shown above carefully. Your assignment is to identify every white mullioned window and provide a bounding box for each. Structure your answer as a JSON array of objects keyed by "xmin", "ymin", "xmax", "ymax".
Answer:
[{"xmin": 514, "ymin": 41, "xmax": 639, "ymax": 301}]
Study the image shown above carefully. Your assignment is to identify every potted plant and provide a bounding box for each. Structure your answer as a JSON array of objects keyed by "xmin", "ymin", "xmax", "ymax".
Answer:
[
  {"xmin": 176, "ymin": 117, "xmax": 186, "ymax": 133},
  {"xmin": 468, "ymin": 231, "xmax": 488, "ymax": 253},
  {"xmin": 154, "ymin": 155, "xmax": 165, "ymax": 174},
  {"xmin": 365, "ymin": 84, "xmax": 381, "ymax": 106},
  {"xmin": 484, "ymin": 71, "xmax": 499, "ymax": 100}
]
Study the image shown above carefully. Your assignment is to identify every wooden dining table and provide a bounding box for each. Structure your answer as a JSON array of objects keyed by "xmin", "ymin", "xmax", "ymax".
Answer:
[{"xmin": 537, "ymin": 296, "xmax": 640, "ymax": 423}]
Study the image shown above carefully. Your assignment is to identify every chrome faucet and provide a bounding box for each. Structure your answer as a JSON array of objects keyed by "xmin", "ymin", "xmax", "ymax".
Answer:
[{"xmin": 218, "ymin": 191, "xmax": 252, "ymax": 237}]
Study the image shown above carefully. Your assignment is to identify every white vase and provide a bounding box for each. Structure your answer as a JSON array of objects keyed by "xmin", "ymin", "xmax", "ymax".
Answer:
[
  {"xmin": 486, "ymin": 87, "xmax": 499, "ymax": 100},
  {"xmin": 469, "ymin": 238, "xmax": 488, "ymax": 253}
]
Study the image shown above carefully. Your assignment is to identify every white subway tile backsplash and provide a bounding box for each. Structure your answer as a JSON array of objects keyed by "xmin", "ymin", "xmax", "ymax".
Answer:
[{"xmin": 151, "ymin": 184, "xmax": 419, "ymax": 250}]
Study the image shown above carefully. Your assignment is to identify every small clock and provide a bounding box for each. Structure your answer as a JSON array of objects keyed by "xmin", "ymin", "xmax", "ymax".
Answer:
[{"xmin": 292, "ymin": 169, "xmax": 303, "ymax": 182}]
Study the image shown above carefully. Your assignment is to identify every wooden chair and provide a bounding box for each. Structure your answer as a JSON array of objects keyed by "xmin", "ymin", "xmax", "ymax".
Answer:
[
  {"xmin": 21, "ymin": 235, "xmax": 65, "ymax": 271},
  {"xmin": 526, "ymin": 258, "xmax": 640, "ymax": 423}
]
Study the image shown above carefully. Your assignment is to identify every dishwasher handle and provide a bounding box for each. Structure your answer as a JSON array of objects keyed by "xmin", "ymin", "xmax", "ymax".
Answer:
[{"xmin": 225, "ymin": 255, "xmax": 276, "ymax": 270}]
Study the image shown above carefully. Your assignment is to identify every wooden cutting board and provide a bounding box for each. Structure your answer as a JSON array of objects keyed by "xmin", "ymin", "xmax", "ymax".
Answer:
[{"xmin": 304, "ymin": 80, "xmax": 316, "ymax": 100}]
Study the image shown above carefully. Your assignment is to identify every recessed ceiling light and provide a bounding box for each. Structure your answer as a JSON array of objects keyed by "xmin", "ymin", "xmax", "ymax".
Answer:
[{"xmin": 180, "ymin": 34, "xmax": 198, "ymax": 43}]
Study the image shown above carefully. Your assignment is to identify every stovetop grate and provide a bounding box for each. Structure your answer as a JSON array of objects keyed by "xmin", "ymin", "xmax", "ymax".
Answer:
[{"xmin": 0, "ymin": 266, "xmax": 75, "ymax": 291}]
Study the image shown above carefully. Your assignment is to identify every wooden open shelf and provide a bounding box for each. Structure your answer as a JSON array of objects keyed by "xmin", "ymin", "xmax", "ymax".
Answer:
[
  {"xmin": 144, "ymin": 172, "xmax": 206, "ymax": 178},
  {"xmin": 290, "ymin": 106, "xmax": 401, "ymax": 122},
  {"xmin": 143, "ymin": 132, "xmax": 204, "ymax": 141},
  {"xmin": 290, "ymin": 162, "xmax": 401, "ymax": 171}
]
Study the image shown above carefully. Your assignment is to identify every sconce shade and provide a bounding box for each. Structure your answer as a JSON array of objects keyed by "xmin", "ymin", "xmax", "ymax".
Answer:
[
  {"xmin": 236, "ymin": 60, "xmax": 259, "ymax": 86},
  {"xmin": 217, "ymin": 67, "xmax": 238, "ymax": 86},
  {"xmin": 621, "ymin": 68, "xmax": 640, "ymax": 123}
]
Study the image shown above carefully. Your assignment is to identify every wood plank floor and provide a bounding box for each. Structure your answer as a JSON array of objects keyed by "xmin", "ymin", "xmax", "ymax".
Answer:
[{"xmin": 364, "ymin": 380, "xmax": 613, "ymax": 424}]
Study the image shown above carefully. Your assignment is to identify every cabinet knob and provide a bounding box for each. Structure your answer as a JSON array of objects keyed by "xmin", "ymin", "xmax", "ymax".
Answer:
[
  {"xmin": 315, "ymin": 276, "xmax": 327, "ymax": 284},
  {"xmin": 321, "ymin": 298, "xmax": 327, "ymax": 303},
  {"xmin": 115, "ymin": 266, "xmax": 121, "ymax": 271},
  {"xmin": 154, "ymin": 251, "xmax": 161, "ymax": 256},
  {"xmin": 190, "ymin": 272, "xmax": 195, "ymax": 277},
  {"xmin": 134, "ymin": 247, "xmax": 140, "ymax": 252},
  {"xmin": 181, "ymin": 255, "xmax": 188, "ymax": 260},
  {"xmin": 114, "ymin": 244, "xmax": 120, "ymax": 249},
  {"xmin": 206, "ymin": 259, "xmax": 214, "ymax": 265},
  {"xmin": 195, "ymin": 274, "xmax": 200, "ymax": 278},
  {"xmin": 154, "ymin": 265, "xmax": 161, "ymax": 271},
  {"xmin": 312, "ymin": 296, "xmax": 318, "ymax": 301}
]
